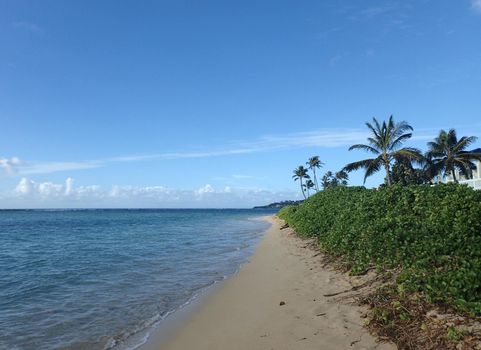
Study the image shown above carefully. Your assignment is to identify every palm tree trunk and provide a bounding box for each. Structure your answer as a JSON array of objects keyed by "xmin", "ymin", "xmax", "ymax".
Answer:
[
  {"xmin": 452, "ymin": 170, "xmax": 458, "ymax": 183},
  {"xmin": 300, "ymin": 179, "xmax": 306, "ymax": 199},
  {"xmin": 312, "ymin": 168, "xmax": 319, "ymax": 191},
  {"xmin": 384, "ymin": 159, "xmax": 392, "ymax": 186}
]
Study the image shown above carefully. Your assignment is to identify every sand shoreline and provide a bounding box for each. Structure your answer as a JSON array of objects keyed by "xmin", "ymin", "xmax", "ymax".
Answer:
[{"xmin": 140, "ymin": 216, "xmax": 395, "ymax": 350}]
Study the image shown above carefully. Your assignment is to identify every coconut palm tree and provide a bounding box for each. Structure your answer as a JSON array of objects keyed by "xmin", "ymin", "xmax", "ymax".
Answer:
[
  {"xmin": 335, "ymin": 170, "xmax": 349, "ymax": 186},
  {"xmin": 321, "ymin": 170, "xmax": 349, "ymax": 189},
  {"xmin": 343, "ymin": 116, "xmax": 422, "ymax": 185},
  {"xmin": 306, "ymin": 156, "xmax": 324, "ymax": 191},
  {"xmin": 292, "ymin": 166, "xmax": 310, "ymax": 199},
  {"xmin": 426, "ymin": 129, "xmax": 481, "ymax": 183},
  {"xmin": 420, "ymin": 154, "xmax": 440, "ymax": 184},
  {"xmin": 303, "ymin": 179, "xmax": 316, "ymax": 198}
]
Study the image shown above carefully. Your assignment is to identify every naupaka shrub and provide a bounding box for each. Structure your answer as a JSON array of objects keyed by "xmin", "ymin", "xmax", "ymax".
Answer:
[{"xmin": 278, "ymin": 184, "xmax": 481, "ymax": 314}]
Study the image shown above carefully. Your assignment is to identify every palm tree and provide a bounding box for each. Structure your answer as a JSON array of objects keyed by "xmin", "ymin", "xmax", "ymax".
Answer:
[
  {"xmin": 292, "ymin": 165, "xmax": 310, "ymax": 199},
  {"xmin": 335, "ymin": 170, "xmax": 349, "ymax": 186},
  {"xmin": 303, "ymin": 179, "xmax": 315, "ymax": 198},
  {"xmin": 420, "ymin": 154, "xmax": 440, "ymax": 184},
  {"xmin": 321, "ymin": 170, "xmax": 349, "ymax": 189},
  {"xmin": 306, "ymin": 156, "xmax": 324, "ymax": 191},
  {"xmin": 343, "ymin": 116, "xmax": 422, "ymax": 185},
  {"xmin": 426, "ymin": 129, "xmax": 481, "ymax": 183}
]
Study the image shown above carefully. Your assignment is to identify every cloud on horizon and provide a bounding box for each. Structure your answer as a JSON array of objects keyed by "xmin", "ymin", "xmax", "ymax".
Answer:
[{"xmin": 1, "ymin": 177, "xmax": 299, "ymax": 208}]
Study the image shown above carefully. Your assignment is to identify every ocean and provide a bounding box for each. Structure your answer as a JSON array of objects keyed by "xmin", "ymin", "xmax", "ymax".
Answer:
[{"xmin": 0, "ymin": 209, "xmax": 275, "ymax": 350}]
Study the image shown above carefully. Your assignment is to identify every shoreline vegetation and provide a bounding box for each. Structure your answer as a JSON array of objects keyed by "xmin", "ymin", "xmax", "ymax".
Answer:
[
  {"xmin": 279, "ymin": 116, "xmax": 481, "ymax": 348},
  {"xmin": 279, "ymin": 185, "xmax": 481, "ymax": 349}
]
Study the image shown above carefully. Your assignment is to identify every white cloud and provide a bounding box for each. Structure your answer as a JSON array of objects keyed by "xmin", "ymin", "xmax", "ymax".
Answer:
[
  {"xmin": 197, "ymin": 184, "xmax": 215, "ymax": 195},
  {"xmin": 0, "ymin": 156, "xmax": 21, "ymax": 174},
  {"xmin": 1, "ymin": 178, "xmax": 299, "ymax": 208},
  {"xmin": 472, "ymin": 0, "xmax": 481, "ymax": 13},
  {"xmin": 65, "ymin": 177, "xmax": 74, "ymax": 196},
  {"xmin": 19, "ymin": 160, "xmax": 102, "ymax": 175},
  {"xmin": 15, "ymin": 177, "xmax": 34, "ymax": 195},
  {"xmin": 14, "ymin": 177, "xmax": 74, "ymax": 199},
  {"xmin": 2, "ymin": 129, "xmax": 371, "ymax": 176}
]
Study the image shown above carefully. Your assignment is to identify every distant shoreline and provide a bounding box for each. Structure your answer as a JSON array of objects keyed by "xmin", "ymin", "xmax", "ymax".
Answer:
[{"xmin": 252, "ymin": 200, "xmax": 303, "ymax": 209}]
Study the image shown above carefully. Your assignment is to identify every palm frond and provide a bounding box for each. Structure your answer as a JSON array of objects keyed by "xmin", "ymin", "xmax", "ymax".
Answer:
[
  {"xmin": 348, "ymin": 144, "xmax": 380, "ymax": 154},
  {"xmin": 392, "ymin": 147, "xmax": 423, "ymax": 162},
  {"xmin": 389, "ymin": 132, "xmax": 413, "ymax": 150},
  {"xmin": 363, "ymin": 159, "xmax": 382, "ymax": 183},
  {"xmin": 343, "ymin": 157, "xmax": 379, "ymax": 172},
  {"xmin": 367, "ymin": 137, "xmax": 382, "ymax": 149},
  {"xmin": 372, "ymin": 118, "xmax": 382, "ymax": 135},
  {"xmin": 391, "ymin": 120, "xmax": 413, "ymax": 139},
  {"xmin": 447, "ymin": 129, "xmax": 458, "ymax": 149},
  {"xmin": 366, "ymin": 120, "xmax": 381, "ymax": 140},
  {"xmin": 454, "ymin": 159, "xmax": 476, "ymax": 178},
  {"xmin": 457, "ymin": 151, "xmax": 481, "ymax": 162},
  {"xmin": 453, "ymin": 136, "xmax": 477, "ymax": 153}
]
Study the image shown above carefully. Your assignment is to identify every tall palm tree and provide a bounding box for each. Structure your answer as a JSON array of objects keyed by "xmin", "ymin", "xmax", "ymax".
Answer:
[
  {"xmin": 343, "ymin": 116, "xmax": 422, "ymax": 185},
  {"xmin": 306, "ymin": 156, "xmax": 324, "ymax": 191},
  {"xmin": 426, "ymin": 129, "xmax": 481, "ymax": 183},
  {"xmin": 292, "ymin": 165, "xmax": 310, "ymax": 199}
]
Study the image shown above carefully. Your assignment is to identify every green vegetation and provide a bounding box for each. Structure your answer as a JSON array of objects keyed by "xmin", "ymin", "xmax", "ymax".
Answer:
[
  {"xmin": 252, "ymin": 200, "xmax": 303, "ymax": 209},
  {"xmin": 292, "ymin": 165, "xmax": 310, "ymax": 199},
  {"xmin": 291, "ymin": 117, "xmax": 481, "ymax": 197},
  {"xmin": 338, "ymin": 116, "xmax": 481, "ymax": 186},
  {"xmin": 292, "ymin": 156, "xmax": 349, "ymax": 198},
  {"xmin": 306, "ymin": 156, "xmax": 324, "ymax": 191},
  {"xmin": 285, "ymin": 117, "xmax": 481, "ymax": 347},
  {"xmin": 303, "ymin": 179, "xmax": 315, "ymax": 197},
  {"xmin": 427, "ymin": 129, "xmax": 481, "ymax": 183},
  {"xmin": 320, "ymin": 170, "xmax": 349, "ymax": 189},
  {"xmin": 343, "ymin": 116, "xmax": 422, "ymax": 185},
  {"xmin": 279, "ymin": 185, "xmax": 481, "ymax": 315},
  {"xmin": 390, "ymin": 158, "xmax": 432, "ymax": 185}
]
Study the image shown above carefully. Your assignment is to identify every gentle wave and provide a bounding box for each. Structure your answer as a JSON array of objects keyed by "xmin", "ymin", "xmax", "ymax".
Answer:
[{"xmin": 0, "ymin": 209, "xmax": 275, "ymax": 350}]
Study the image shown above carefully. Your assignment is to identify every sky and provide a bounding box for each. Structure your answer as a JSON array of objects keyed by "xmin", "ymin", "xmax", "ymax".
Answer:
[{"xmin": 1, "ymin": 0, "xmax": 481, "ymax": 208}]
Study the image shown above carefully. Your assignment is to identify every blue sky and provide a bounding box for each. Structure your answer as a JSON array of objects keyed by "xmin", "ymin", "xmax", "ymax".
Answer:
[{"xmin": 1, "ymin": 0, "xmax": 481, "ymax": 208}]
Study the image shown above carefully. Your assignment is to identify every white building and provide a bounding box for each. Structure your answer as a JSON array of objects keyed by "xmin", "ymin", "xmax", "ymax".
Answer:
[{"xmin": 444, "ymin": 148, "xmax": 481, "ymax": 190}]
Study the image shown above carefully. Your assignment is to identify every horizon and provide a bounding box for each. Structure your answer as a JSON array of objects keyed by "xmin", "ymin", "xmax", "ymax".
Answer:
[{"xmin": 2, "ymin": 0, "xmax": 481, "ymax": 208}]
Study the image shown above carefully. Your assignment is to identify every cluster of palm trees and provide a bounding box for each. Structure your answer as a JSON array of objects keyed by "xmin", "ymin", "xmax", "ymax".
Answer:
[
  {"xmin": 291, "ymin": 116, "xmax": 481, "ymax": 197},
  {"xmin": 292, "ymin": 156, "xmax": 323, "ymax": 199},
  {"xmin": 343, "ymin": 116, "xmax": 481, "ymax": 185},
  {"xmin": 292, "ymin": 156, "xmax": 350, "ymax": 198}
]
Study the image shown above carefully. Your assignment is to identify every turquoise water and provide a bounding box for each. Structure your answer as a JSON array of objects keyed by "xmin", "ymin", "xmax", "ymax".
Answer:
[{"xmin": 0, "ymin": 209, "xmax": 274, "ymax": 350}]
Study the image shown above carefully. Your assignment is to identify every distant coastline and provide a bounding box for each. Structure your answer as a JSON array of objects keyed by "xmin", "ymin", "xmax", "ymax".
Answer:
[{"xmin": 252, "ymin": 200, "xmax": 303, "ymax": 209}]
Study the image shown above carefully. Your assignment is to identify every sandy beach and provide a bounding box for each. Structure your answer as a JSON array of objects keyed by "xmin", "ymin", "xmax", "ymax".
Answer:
[{"xmin": 141, "ymin": 216, "xmax": 394, "ymax": 350}]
